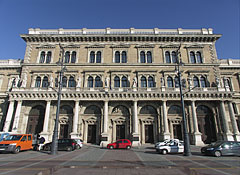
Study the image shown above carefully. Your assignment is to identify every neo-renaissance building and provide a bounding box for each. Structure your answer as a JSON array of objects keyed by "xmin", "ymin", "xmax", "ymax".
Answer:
[{"xmin": 0, "ymin": 28, "xmax": 239, "ymax": 147}]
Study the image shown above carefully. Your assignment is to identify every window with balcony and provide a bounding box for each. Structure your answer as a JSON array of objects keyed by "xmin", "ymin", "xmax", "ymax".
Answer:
[
  {"xmin": 141, "ymin": 76, "xmax": 147, "ymax": 88},
  {"xmin": 167, "ymin": 76, "xmax": 173, "ymax": 87},
  {"xmin": 174, "ymin": 77, "xmax": 180, "ymax": 88},
  {"xmin": 62, "ymin": 76, "xmax": 67, "ymax": 87},
  {"xmin": 122, "ymin": 76, "xmax": 128, "ymax": 87},
  {"xmin": 200, "ymin": 76, "xmax": 206, "ymax": 87},
  {"xmin": 148, "ymin": 76, "xmax": 155, "ymax": 87},
  {"xmin": 42, "ymin": 76, "xmax": 48, "ymax": 88},
  {"xmin": 95, "ymin": 76, "xmax": 102, "ymax": 87},
  {"xmin": 193, "ymin": 77, "xmax": 200, "ymax": 87},
  {"xmin": 88, "ymin": 76, "xmax": 94, "ymax": 88},
  {"xmin": 114, "ymin": 76, "xmax": 120, "ymax": 88},
  {"xmin": 68, "ymin": 76, "xmax": 76, "ymax": 87}
]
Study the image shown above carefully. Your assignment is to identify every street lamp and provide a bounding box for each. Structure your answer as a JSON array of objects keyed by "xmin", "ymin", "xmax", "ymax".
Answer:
[
  {"xmin": 51, "ymin": 44, "xmax": 65, "ymax": 155},
  {"xmin": 176, "ymin": 45, "xmax": 191, "ymax": 156}
]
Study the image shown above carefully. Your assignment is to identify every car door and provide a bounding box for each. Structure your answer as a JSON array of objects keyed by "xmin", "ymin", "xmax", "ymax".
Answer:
[
  {"xmin": 231, "ymin": 142, "xmax": 240, "ymax": 155},
  {"xmin": 27, "ymin": 135, "xmax": 32, "ymax": 150},
  {"xmin": 221, "ymin": 142, "xmax": 231, "ymax": 155},
  {"xmin": 20, "ymin": 136, "xmax": 27, "ymax": 150},
  {"xmin": 168, "ymin": 141, "xmax": 178, "ymax": 153},
  {"xmin": 58, "ymin": 139, "xmax": 63, "ymax": 150},
  {"xmin": 116, "ymin": 140, "xmax": 123, "ymax": 148}
]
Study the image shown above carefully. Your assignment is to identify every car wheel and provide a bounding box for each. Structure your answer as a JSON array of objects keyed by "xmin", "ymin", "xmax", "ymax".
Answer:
[
  {"xmin": 109, "ymin": 146, "xmax": 114, "ymax": 150},
  {"xmin": 66, "ymin": 146, "xmax": 73, "ymax": 151},
  {"xmin": 162, "ymin": 149, "xmax": 167, "ymax": 155},
  {"xmin": 76, "ymin": 145, "xmax": 80, "ymax": 149},
  {"xmin": 44, "ymin": 146, "xmax": 51, "ymax": 151},
  {"xmin": 214, "ymin": 151, "xmax": 221, "ymax": 157},
  {"xmin": 13, "ymin": 146, "xmax": 21, "ymax": 154},
  {"xmin": 126, "ymin": 146, "xmax": 131, "ymax": 150}
]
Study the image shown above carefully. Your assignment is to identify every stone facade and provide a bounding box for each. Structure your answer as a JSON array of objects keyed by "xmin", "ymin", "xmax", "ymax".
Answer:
[{"xmin": 0, "ymin": 28, "xmax": 239, "ymax": 147}]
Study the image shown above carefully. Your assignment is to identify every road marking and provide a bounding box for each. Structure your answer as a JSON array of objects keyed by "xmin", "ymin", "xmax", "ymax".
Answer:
[
  {"xmin": 190, "ymin": 167, "xmax": 238, "ymax": 170},
  {"xmin": 177, "ymin": 155, "xmax": 234, "ymax": 175}
]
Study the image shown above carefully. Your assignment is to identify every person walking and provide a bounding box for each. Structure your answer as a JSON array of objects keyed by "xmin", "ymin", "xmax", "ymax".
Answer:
[{"xmin": 38, "ymin": 136, "xmax": 45, "ymax": 151}]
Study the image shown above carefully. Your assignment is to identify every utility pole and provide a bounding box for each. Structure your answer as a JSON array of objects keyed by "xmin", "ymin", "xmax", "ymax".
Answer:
[
  {"xmin": 176, "ymin": 45, "xmax": 191, "ymax": 156},
  {"xmin": 51, "ymin": 44, "xmax": 65, "ymax": 155}
]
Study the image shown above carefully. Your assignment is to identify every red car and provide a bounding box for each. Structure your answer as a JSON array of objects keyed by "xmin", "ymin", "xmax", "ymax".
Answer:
[{"xmin": 107, "ymin": 139, "xmax": 132, "ymax": 149}]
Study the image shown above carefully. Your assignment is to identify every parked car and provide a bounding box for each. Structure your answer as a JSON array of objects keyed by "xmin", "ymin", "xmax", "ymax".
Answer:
[
  {"xmin": 107, "ymin": 139, "xmax": 132, "ymax": 149},
  {"xmin": 0, "ymin": 134, "xmax": 33, "ymax": 154},
  {"xmin": 0, "ymin": 132, "xmax": 10, "ymax": 142},
  {"xmin": 73, "ymin": 139, "xmax": 83, "ymax": 149},
  {"xmin": 156, "ymin": 140, "xmax": 184, "ymax": 154},
  {"xmin": 155, "ymin": 139, "xmax": 182, "ymax": 148},
  {"xmin": 43, "ymin": 139, "xmax": 77, "ymax": 151},
  {"xmin": 201, "ymin": 141, "xmax": 240, "ymax": 157}
]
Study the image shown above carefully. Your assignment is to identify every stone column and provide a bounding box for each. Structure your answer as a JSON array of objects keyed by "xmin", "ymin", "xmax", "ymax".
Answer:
[
  {"xmin": 40, "ymin": 100, "xmax": 51, "ymax": 141},
  {"xmin": 162, "ymin": 100, "xmax": 170, "ymax": 140},
  {"xmin": 191, "ymin": 101, "xmax": 204, "ymax": 145},
  {"xmin": 132, "ymin": 100, "xmax": 140, "ymax": 147},
  {"xmin": 71, "ymin": 100, "xmax": 79, "ymax": 139},
  {"xmin": 83, "ymin": 121, "xmax": 88, "ymax": 143},
  {"xmin": 113, "ymin": 121, "xmax": 116, "ymax": 142},
  {"xmin": 3, "ymin": 100, "xmax": 15, "ymax": 132},
  {"xmin": 100, "ymin": 101, "xmax": 109, "ymax": 147},
  {"xmin": 12, "ymin": 101, "xmax": 22, "ymax": 133},
  {"xmin": 220, "ymin": 101, "xmax": 233, "ymax": 141},
  {"xmin": 228, "ymin": 101, "xmax": 240, "ymax": 141},
  {"xmin": 141, "ymin": 121, "xmax": 145, "ymax": 144}
]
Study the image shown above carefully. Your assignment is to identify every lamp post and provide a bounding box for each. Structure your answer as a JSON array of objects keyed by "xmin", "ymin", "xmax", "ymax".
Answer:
[
  {"xmin": 176, "ymin": 45, "xmax": 191, "ymax": 156},
  {"xmin": 51, "ymin": 44, "xmax": 65, "ymax": 155}
]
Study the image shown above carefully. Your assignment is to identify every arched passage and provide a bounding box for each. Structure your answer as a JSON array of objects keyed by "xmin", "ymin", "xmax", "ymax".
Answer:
[
  {"xmin": 197, "ymin": 105, "xmax": 217, "ymax": 144},
  {"xmin": 168, "ymin": 105, "xmax": 183, "ymax": 140},
  {"xmin": 59, "ymin": 105, "xmax": 73, "ymax": 139}
]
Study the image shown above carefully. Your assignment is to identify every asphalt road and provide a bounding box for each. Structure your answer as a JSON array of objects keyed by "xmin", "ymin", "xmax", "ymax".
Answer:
[{"xmin": 0, "ymin": 144, "xmax": 239, "ymax": 175}]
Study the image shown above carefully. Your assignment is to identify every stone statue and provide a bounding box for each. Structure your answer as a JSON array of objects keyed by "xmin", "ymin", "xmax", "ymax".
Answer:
[
  {"xmin": 188, "ymin": 77, "xmax": 192, "ymax": 87},
  {"xmin": 105, "ymin": 76, "xmax": 110, "ymax": 87},
  {"xmin": 160, "ymin": 77, "xmax": 165, "ymax": 87},
  {"xmin": 77, "ymin": 75, "xmax": 81, "ymax": 88},
  {"xmin": 14, "ymin": 76, "xmax": 20, "ymax": 88},
  {"xmin": 215, "ymin": 77, "xmax": 220, "ymax": 87},
  {"xmin": 132, "ymin": 77, "xmax": 137, "ymax": 88},
  {"xmin": 49, "ymin": 76, "xmax": 54, "ymax": 88}
]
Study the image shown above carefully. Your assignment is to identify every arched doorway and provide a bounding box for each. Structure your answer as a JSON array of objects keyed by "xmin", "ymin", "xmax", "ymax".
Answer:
[
  {"xmin": 197, "ymin": 105, "xmax": 217, "ymax": 144},
  {"xmin": 59, "ymin": 105, "xmax": 73, "ymax": 139},
  {"xmin": 112, "ymin": 105, "xmax": 130, "ymax": 141},
  {"xmin": 140, "ymin": 105, "xmax": 158, "ymax": 143},
  {"xmin": 84, "ymin": 105, "xmax": 101, "ymax": 144},
  {"xmin": 168, "ymin": 105, "xmax": 183, "ymax": 140},
  {"xmin": 26, "ymin": 105, "xmax": 45, "ymax": 135}
]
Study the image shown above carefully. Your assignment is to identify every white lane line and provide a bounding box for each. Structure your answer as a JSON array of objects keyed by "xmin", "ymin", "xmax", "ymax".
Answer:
[
  {"xmin": 0, "ymin": 151, "xmax": 71, "ymax": 175},
  {"xmin": 177, "ymin": 155, "xmax": 233, "ymax": 175}
]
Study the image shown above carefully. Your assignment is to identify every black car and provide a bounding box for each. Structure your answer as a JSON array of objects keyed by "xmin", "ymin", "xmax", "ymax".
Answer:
[
  {"xmin": 201, "ymin": 141, "xmax": 240, "ymax": 157},
  {"xmin": 43, "ymin": 139, "xmax": 77, "ymax": 151}
]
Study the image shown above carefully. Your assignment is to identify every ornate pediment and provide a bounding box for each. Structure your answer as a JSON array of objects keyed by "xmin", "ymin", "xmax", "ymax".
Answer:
[
  {"xmin": 85, "ymin": 44, "xmax": 105, "ymax": 48},
  {"xmin": 135, "ymin": 44, "xmax": 155, "ymax": 48}
]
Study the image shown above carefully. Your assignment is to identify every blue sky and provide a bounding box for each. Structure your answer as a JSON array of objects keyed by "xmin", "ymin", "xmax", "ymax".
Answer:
[{"xmin": 0, "ymin": 0, "xmax": 239, "ymax": 59}]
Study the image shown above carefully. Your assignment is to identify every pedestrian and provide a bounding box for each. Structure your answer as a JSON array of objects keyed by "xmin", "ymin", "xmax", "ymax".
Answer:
[{"xmin": 38, "ymin": 136, "xmax": 45, "ymax": 151}]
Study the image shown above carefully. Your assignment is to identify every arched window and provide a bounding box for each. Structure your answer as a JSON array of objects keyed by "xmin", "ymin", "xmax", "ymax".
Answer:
[
  {"xmin": 87, "ymin": 76, "xmax": 93, "ymax": 88},
  {"xmin": 196, "ymin": 52, "xmax": 202, "ymax": 63},
  {"xmin": 140, "ymin": 51, "xmax": 145, "ymax": 63},
  {"xmin": 115, "ymin": 51, "xmax": 120, "ymax": 63},
  {"xmin": 96, "ymin": 51, "xmax": 101, "ymax": 63},
  {"xmin": 39, "ymin": 51, "xmax": 45, "ymax": 63},
  {"xmin": 62, "ymin": 76, "xmax": 67, "ymax": 87},
  {"xmin": 65, "ymin": 51, "xmax": 70, "ymax": 63},
  {"xmin": 193, "ymin": 77, "xmax": 200, "ymax": 87},
  {"xmin": 114, "ymin": 76, "xmax": 120, "ymax": 87},
  {"xmin": 200, "ymin": 76, "xmax": 206, "ymax": 87},
  {"xmin": 165, "ymin": 51, "xmax": 171, "ymax": 63},
  {"xmin": 190, "ymin": 52, "xmax": 196, "ymax": 63},
  {"xmin": 68, "ymin": 76, "xmax": 76, "ymax": 87},
  {"xmin": 122, "ymin": 76, "xmax": 128, "ymax": 87},
  {"xmin": 172, "ymin": 51, "xmax": 177, "ymax": 63},
  {"xmin": 147, "ymin": 51, "xmax": 152, "ymax": 63},
  {"xmin": 95, "ymin": 76, "xmax": 102, "ymax": 87},
  {"xmin": 46, "ymin": 51, "xmax": 51, "ymax": 63},
  {"xmin": 167, "ymin": 77, "xmax": 173, "ymax": 87},
  {"xmin": 168, "ymin": 105, "xmax": 182, "ymax": 114},
  {"xmin": 174, "ymin": 77, "xmax": 180, "ymax": 88},
  {"xmin": 148, "ymin": 76, "xmax": 155, "ymax": 87},
  {"xmin": 71, "ymin": 51, "xmax": 76, "ymax": 63},
  {"xmin": 90, "ymin": 51, "xmax": 95, "ymax": 63},
  {"xmin": 140, "ymin": 105, "xmax": 157, "ymax": 115},
  {"xmin": 42, "ymin": 76, "xmax": 48, "ymax": 88},
  {"xmin": 35, "ymin": 77, "xmax": 41, "ymax": 87},
  {"xmin": 122, "ymin": 51, "xmax": 127, "ymax": 63},
  {"xmin": 141, "ymin": 76, "xmax": 147, "ymax": 87}
]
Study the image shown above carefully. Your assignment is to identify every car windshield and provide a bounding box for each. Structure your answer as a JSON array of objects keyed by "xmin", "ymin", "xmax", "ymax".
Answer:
[
  {"xmin": 209, "ymin": 141, "xmax": 224, "ymax": 147},
  {"xmin": 4, "ymin": 135, "xmax": 22, "ymax": 141}
]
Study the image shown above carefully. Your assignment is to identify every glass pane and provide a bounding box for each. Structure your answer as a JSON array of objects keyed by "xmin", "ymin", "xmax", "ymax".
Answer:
[
  {"xmin": 40, "ymin": 52, "xmax": 45, "ymax": 63},
  {"xmin": 90, "ymin": 51, "xmax": 95, "ymax": 63},
  {"xmin": 65, "ymin": 52, "xmax": 70, "ymax": 63},
  {"xmin": 167, "ymin": 77, "xmax": 173, "ymax": 87},
  {"xmin": 68, "ymin": 76, "xmax": 76, "ymax": 87},
  {"xmin": 165, "ymin": 51, "xmax": 171, "ymax": 63},
  {"xmin": 114, "ymin": 76, "xmax": 120, "ymax": 87},
  {"xmin": 174, "ymin": 77, "xmax": 179, "ymax": 88},
  {"xmin": 196, "ymin": 52, "xmax": 202, "ymax": 63},
  {"xmin": 172, "ymin": 51, "xmax": 177, "ymax": 63},
  {"xmin": 42, "ymin": 77, "xmax": 48, "ymax": 87},
  {"xmin": 190, "ymin": 52, "xmax": 196, "ymax": 63},
  {"xmin": 71, "ymin": 51, "xmax": 76, "ymax": 63},
  {"xmin": 35, "ymin": 77, "xmax": 41, "ymax": 87},
  {"xmin": 141, "ymin": 76, "xmax": 147, "ymax": 87},
  {"xmin": 147, "ymin": 51, "xmax": 152, "ymax": 63},
  {"xmin": 122, "ymin": 51, "xmax": 127, "ymax": 63},
  {"xmin": 140, "ymin": 51, "xmax": 145, "ymax": 63},
  {"xmin": 200, "ymin": 76, "xmax": 206, "ymax": 87},
  {"xmin": 148, "ymin": 76, "xmax": 155, "ymax": 87},
  {"xmin": 115, "ymin": 51, "xmax": 120, "ymax": 63},
  {"xmin": 46, "ymin": 52, "xmax": 51, "ymax": 63},
  {"xmin": 95, "ymin": 76, "xmax": 102, "ymax": 87},
  {"xmin": 62, "ymin": 76, "xmax": 67, "ymax": 87},
  {"xmin": 193, "ymin": 77, "xmax": 199, "ymax": 87},
  {"xmin": 122, "ymin": 76, "xmax": 128, "ymax": 87},
  {"xmin": 88, "ymin": 77, "xmax": 93, "ymax": 88},
  {"xmin": 96, "ymin": 51, "xmax": 101, "ymax": 63}
]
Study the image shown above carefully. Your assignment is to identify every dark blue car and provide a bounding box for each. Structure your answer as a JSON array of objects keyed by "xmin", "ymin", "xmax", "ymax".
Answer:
[{"xmin": 201, "ymin": 141, "xmax": 240, "ymax": 157}]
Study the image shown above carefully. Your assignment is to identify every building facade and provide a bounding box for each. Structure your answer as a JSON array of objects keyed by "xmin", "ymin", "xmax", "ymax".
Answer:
[{"xmin": 0, "ymin": 28, "xmax": 239, "ymax": 147}]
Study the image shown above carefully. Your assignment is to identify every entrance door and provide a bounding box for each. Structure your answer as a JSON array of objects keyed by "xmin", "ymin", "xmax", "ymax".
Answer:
[
  {"xmin": 59, "ymin": 124, "xmax": 69, "ymax": 139},
  {"xmin": 173, "ymin": 124, "xmax": 182, "ymax": 140},
  {"xmin": 87, "ymin": 125, "xmax": 96, "ymax": 143},
  {"xmin": 116, "ymin": 125, "xmax": 125, "ymax": 140},
  {"xmin": 145, "ymin": 125, "xmax": 154, "ymax": 143}
]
